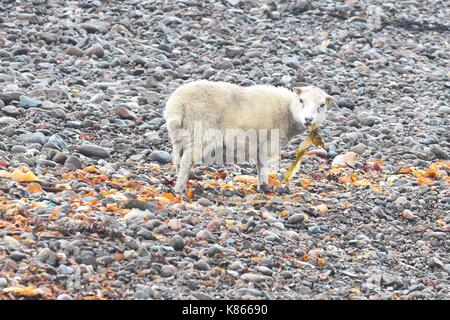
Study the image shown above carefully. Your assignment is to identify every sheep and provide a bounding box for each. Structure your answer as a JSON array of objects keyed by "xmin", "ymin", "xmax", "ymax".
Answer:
[{"xmin": 163, "ymin": 80, "xmax": 334, "ymax": 193}]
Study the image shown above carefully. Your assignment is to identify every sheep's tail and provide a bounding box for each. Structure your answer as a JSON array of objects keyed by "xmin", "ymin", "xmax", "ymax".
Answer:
[{"xmin": 164, "ymin": 96, "xmax": 184, "ymax": 143}]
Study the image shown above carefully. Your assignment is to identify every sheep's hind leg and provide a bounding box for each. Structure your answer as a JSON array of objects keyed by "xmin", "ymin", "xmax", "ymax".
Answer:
[
  {"xmin": 174, "ymin": 146, "xmax": 193, "ymax": 193},
  {"xmin": 172, "ymin": 142, "xmax": 182, "ymax": 173},
  {"xmin": 256, "ymin": 159, "xmax": 270, "ymax": 192}
]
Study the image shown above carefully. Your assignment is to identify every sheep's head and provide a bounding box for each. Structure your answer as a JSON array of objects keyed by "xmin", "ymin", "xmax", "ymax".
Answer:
[{"xmin": 291, "ymin": 86, "xmax": 335, "ymax": 128}]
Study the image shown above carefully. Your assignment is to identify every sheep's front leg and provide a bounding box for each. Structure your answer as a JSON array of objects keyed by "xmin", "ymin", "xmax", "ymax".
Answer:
[
  {"xmin": 174, "ymin": 147, "xmax": 193, "ymax": 193},
  {"xmin": 256, "ymin": 159, "xmax": 269, "ymax": 191}
]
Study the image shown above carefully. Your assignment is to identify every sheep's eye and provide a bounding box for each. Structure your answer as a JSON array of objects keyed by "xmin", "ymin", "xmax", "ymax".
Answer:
[
  {"xmin": 319, "ymin": 103, "xmax": 325, "ymax": 110},
  {"xmin": 299, "ymin": 98, "xmax": 304, "ymax": 105}
]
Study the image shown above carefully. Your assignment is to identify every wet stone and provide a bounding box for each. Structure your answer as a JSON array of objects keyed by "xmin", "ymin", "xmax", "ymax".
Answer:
[
  {"xmin": 19, "ymin": 95, "xmax": 42, "ymax": 108},
  {"xmin": 77, "ymin": 144, "xmax": 109, "ymax": 159}
]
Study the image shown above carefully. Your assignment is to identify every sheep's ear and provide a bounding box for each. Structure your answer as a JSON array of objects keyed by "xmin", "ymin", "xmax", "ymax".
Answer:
[
  {"xmin": 292, "ymin": 87, "xmax": 303, "ymax": 95},
  {"xmin": 325, "ymin": 96, "xmax": 336, "ymax": 106}
]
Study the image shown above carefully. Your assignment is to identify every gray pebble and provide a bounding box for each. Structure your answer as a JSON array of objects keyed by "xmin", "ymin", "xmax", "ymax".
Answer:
[
  {"xmin": 19, "ymin": 95, "xmax": 42, "ymax": 108},
  {"xmin": 170, "ymin": 235, "xmax": 185, "ymax": 251},
  {"xmin": 77, "ymin": 144, "xmax": 110, "ymax": 159},
  {"xmin": 148, "ymin": 150, "xmax": 171, "ymax": 164}
]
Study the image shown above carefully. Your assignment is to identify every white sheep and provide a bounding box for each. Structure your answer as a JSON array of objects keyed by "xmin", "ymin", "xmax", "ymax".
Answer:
[{"xmin": 163, "ymin": 80, "xmax": 334, "ymax": 192}]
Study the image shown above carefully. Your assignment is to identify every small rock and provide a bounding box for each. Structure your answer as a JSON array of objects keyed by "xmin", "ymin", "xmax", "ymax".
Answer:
[
  {"xmin": 395, "ymin": 197, "xmax": 408, "ymax": 205},
  {"xmin": 3, "ymin": 236, "xmax": 21, "ymax": 250},
  {"xmin": 229, "ymin": 260, "xmax": 245, "ymax": 271},
  {"xmin": 36, "ymin": 247, "xmax": 57, "ymax": 266},
  {"xmin": 124, "ymin": 250, "xmax": 137, "ymax": 260},
  {"xmin": 65, "ymin": 46, "xmax": 83, "ymax": 57},
  {"xmin": 136, "ymin": 228, "xmax": 156, "ymax": 240},
  {"xmin": 160, "ymin": 264, "xmax": 177, "ymax": 277},
  {"xmin": 170, "ymin": 235, "xmax": 185, "ymax": 251},
  {"xmin": 361, "ymin": 117, "xmax": 377, "ymax": 127},
  {"xmin": 11, "ymin": 145, "xmax": 27, "ymax": 154},
  {"xmin": 314, "ymin": 204, "xmax": 328, "ymax": 214},
  {"xmin": 401, "ymin": 209, "xmax": 416, "ymax": 221},
  {"xmin": 233, "ymin": 288, "xmax": 263, "ymax": 299},
  {"xmin": 371, "ymin": 206, "xmax": 384, "ymax": 218},
  {"xmin": 57, "ymin": 294, "xmax": 73, "ymax": 300},
  {"xmin": 148, "ymin": 150, "xmax": 171, "ymax": 164},
  {"xmin": 0, "ymin": 92, "xmax": 22, "ymax": 105},
  {"xmin": 168, "ymin": 218, "xmax": 182, "ymax": 231},
  {"xmin": 192, "ymin": 292, "xmax": 213, "ymax": 300},
  {"xmin": 115, "ymin": 107, "xmax": 137, "ymax": 120},
  {"xmin": 225, "ymin": 46, "xmax": 245, "ymax": 58},
  {"xmin": 90, "ymin": 93, "xmax": 107, "ymax": 104},
  {"xmin": 19, "ymin": 95, "xmax": 42, "ymax": 108},
  {"xmin": 429, "ymin": 145, "xmax": 449, "ymax": 160},
  {"xmin": 58, "ymin": 265, "xmax": 74, "ymax": 275},
  {"xmin": 13, "ymin": 48, "xmax": 28, "ymax": 56},
  {"xmin": 288, "ymin": 213, "xmax": 305, "ymax": 224},
  {"xmin": 241, "ymin": 273, "xmax": 270, "ymax": 282},
  {"xmin": 350, "ymin": 143, "xmax": 366, "ymax": 155},
  {"xmin": 280, "ymin": 271, "xmax": 293, "ymax": 279},
  {"xmin": 308, "ymin": 148, "xmax": 327, "ymax": 158},
  {"xmin": 124, "ymin": 209, "xmax": 153, "ymax": 222},
  {"xmin": 428, "ymin": 257, "xmax": 445, "ymax": 269},
  {"xmin": 284, "ymin": 230, "xmax": 300, "ymax": 241},
  {"xmin": 308, "ymin": 225, "xmax": 321, "ymax": 234},
  {"xmin": 255, "ymin": 266, "xmax": 273, "ymax": 276},
  {"xmin": 207, "ymin": 245, "xmax": 223, "ymax": 257},
  {"xmin": 0, "ymin": 116, "xmax": 18, "ymax": 127},
  {"xmin": 64, "ymin": 155, "xmax": 83, "ymax": 169},
  {"xmin": 0, "ymin": 278, "xmax": 8, "ymax": 288},
  {"xmin": 206, "ymin": 219, "xmax": 221, "ymax": 231},
  {"xmin": 123, "ymin": 199, "xmax": 155, "ymax": 211},
  {"xmin": 332, "ymin": 152, "xmax": 357, "ymax": 167},
  {"xmin": 148, "ymin": 117, "xmax": 165, "ymax": 128},
  {"xmin": 19, "ymin": 132, "xmax": 48, "ymax": 145},
  {"xmin": 46, "ymin": 134, "xmax": 68, "ymax": 151},
  {"xmin": 0, "ymin": 49, "xmax": 11, "ymax": 58},
  {"xmin": 75, "ymin": 251, "xmax": 97, "ymax": 266},
  {"xmin": 133, "ymin": 290, "xmax": 149, "ymax": 300},
  {"xmin": 10, "ymin": 251, "xmax": 28, "ymax": 261},
  {"xmin": 195, "ymin": 259, "xmax": 211, "ymax": 271},
  {"xmin": 282, "ymin": 56, "xmax": 300, "ymax": 68},
  {"xmin": 2, "ymin": 105, "xmax": 20, "ymax": 116},
  {"xmin": 85, "ymin": 43, "xmax": 104, "ymax": 58},
  {"xmin": 198, "ymin": 197, "xmax": 213, "ymax": 207},
  {"xmin": 215, "ymin": 59, "xmax": 233, "ymax": 70},
  {"xmin": 77, "ymin": 144, "xmax": 109, "ymax": 159},
  {"xmin": 80, "ymin": 22, "xmax": 106, "ymax": 34},
  {"xmin": 337, "ymin": 98, "xmax": 355, "ymax": 110},
  {"xmin": 196, "ymin": 229, "xmax": 211, "ymax": 241}
]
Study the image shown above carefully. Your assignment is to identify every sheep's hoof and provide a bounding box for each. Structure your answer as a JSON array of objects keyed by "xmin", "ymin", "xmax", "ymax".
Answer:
[
  {"xmin": 173, "ymin": 184, "xmax": 186, "ymax": 194},
  {"xmin": 257, "ymin": 183, "xmax": 272, "ymax": 194}
]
